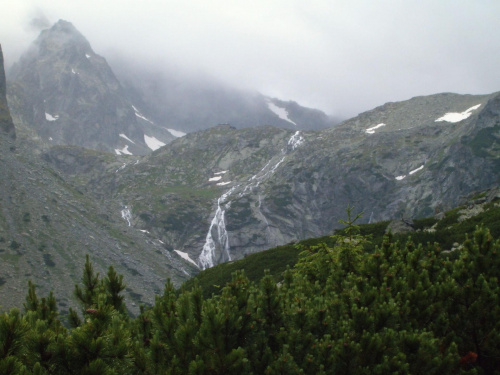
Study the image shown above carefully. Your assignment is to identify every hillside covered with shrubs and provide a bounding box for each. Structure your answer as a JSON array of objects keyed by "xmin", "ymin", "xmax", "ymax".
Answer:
[{"xmin": 1, "ymin": 208, "xmax": 499, "ymax": 374}]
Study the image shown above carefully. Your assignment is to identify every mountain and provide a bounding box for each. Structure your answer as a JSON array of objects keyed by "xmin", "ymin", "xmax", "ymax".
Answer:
[
  {"xmin": 114, "ymin": 62, "xmax": 337, "ymax": 132},
  {"xmin": 0, "ymin": 44, "xmax": 196, "ymax": 314},
  {"xmin": 44, "ymin": 90, "xmax": 500, "ymax": 271},
  {"xmin": 4, "ymin": 20, "xmax": 500, "ymax": 310},
  {"xmin": 7, "ymin": 20, "xmax": 177, "ymax": 155},
  {"xmin": 7, "ymin": 20, "xmax": 337, "ymax": 157}
]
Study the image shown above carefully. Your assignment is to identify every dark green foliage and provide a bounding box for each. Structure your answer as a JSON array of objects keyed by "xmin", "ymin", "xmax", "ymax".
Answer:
[
  {"xmin": 181, "ymin": 242, "xmax": 304, "ymax": 298},
  {"xmin": 3, "ymin": 208, "xmax": 500, "ymax": 373}
]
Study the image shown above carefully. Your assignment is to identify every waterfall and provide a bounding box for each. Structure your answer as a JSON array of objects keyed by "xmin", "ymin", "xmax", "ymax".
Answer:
[
  {"xmin": 198, "ymin": 131, "xmax": 305, "ymax": 269},
  {"xmin": 198, "ymin": 188, "xmax": 235, "ymax": 270},
  {"xmin": 121, "ymin": 205, "xmax": 132, "ymax": 226}
]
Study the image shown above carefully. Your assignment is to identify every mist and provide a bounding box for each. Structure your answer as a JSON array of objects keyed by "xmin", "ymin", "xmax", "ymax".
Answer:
[{"xmin": 2, "ymin": 0, "xmax": 500, "ymax": 119}]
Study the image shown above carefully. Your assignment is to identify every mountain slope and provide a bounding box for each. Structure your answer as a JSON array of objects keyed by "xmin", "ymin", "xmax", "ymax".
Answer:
[
  {"xmin": 44, "ymin": 90, "xmax": 500, "ymax": 272},
  {"xmin": 0, "ymin": 45, "xmax": 195, "ymax": 314},
  {"xmin": 183, "ymin": 186, "xmax": 500, "ymax": 298},
  {"xmin": 114, "ymin": 62, "xmax": 337, "ymax": 133},
  {"xmin": 7, "ymin": 20, "xmax": 337, "ymax": 157},
  {"xmin": 7, "ymin": 20, "xmax": 176, "ymax": 155}
]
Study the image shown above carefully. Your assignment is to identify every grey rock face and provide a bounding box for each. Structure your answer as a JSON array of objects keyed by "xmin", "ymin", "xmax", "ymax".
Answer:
[
  {"xmin": 0, "ymin": 48, "xmax": 193, "ymax": 313},
  {"xmin": 66, "ymin": 91, "xmax": 499, "ymax": 270},
  {"xmin": 115, "ymin": 64, "xmax": 337, "ymax": 133},
  {"xmin": 8, "ymin": 20, "xmax": 175, "ymax": 155},
  {"xmin": 0, "ymin": 44, "xmax": 15, "ymax": 140}
]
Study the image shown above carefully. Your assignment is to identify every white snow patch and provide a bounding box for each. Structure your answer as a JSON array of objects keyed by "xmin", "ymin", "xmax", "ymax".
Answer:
[
  {"xmin": 132, "ymin": 105, "xmax": 155, "ymax": 124},
  {"xmin": 209, "ymin": 176, "xmax": 222, "ymax": 182},
  {"xmin": 45, "ymin": 113, "xmax": 59, "ymax": 121},
  {"xmin": 366, "ymin": 123, "xmax": 386, "ymax": 134},
  {"xmin": 214, "ymin": 171, "xmax": 227, "ymax": 175},
  {"xmin": 135, "ymin": 112, "xmax": 154, "ymax": 124},
  {"xmin": 139, "ymin": 229, "xmax": 150, "ymax": 233},
  {"xmin": 49, "ymin": 137, "xmax": 53, "ymax": 141},
  {"xmin": 409, "ymin": 165, "xmax": 424, "ymax": 175},
  {"xmin": 115, "ymin": 163, "xmax": 127, "ymax": 173},
  {"xmin": 71, "ymin": 68, "xmax": 79, "ymax": 75},
  {"xmin": 119, "ymin": 133, "xmax": 136, "ymax": 144},
  {"xmin": 174, "ymin": 250, "xmax": 199, "ymax": 267},
  {"xmin": 167, "ymin": 128, "xmax": 186, "ymax": 137},
  {"xmin": 144, "ymin": 134, "xmax": 166, "ymax": 151},
  {"xmin": 435, "ymin": 104, "xmax": 481, "ymax": 123},
  {"xmin": 395, "ymin": 175, "xmax": 406, "ymax": 181},
  {"xmin": 216, "ymin": 181, "xmax": 231, "ymax": 186},
  {"xmin": 288, "ymin": 131, "xmax": 304, "ymax": 150},
  {"xmin": 266, "ymin": 99, "xmax": 297, "ymax": 125},
  {"xmin": 114, "ymin": 145, "xmax": 133, "ymax": 155},
  {"xmin": 85, "ymin": 53, "xmax": 90, "ymax": 59}
]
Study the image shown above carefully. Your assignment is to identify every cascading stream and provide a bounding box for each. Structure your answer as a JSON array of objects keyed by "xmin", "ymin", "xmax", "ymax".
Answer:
[
  {"xmin": 198, "ymin": 131, "xmax": 305, "ymax": 269},
  {"xmin": 121, "ymin": 205, "xmax": 132, "ymax": 226},
  {"xmin": 198, "ymin": 188, "xmax": 234, "ymax": 270}
]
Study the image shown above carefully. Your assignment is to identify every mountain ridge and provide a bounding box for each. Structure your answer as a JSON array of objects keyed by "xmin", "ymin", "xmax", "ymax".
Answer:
[{"xmin": 41, "ymin": 89, "xmax": 500, "ymax": 272}]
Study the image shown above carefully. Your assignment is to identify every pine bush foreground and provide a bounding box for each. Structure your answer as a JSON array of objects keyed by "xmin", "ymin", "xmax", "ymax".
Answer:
[{"xmin": 1, "ymin": 212, "xmax": 499, "ymax": 374}]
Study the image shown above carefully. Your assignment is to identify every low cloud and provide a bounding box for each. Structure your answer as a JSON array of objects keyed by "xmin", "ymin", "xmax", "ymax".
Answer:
[{"xmin": 2, "ymin": 1, "xmax": 500, "ymax": 119}]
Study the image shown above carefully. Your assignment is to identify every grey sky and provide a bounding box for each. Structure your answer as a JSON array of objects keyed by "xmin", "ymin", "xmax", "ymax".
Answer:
[{"xmin": 2, "ymin": 0, "xmax": 500, "ymax": 118}]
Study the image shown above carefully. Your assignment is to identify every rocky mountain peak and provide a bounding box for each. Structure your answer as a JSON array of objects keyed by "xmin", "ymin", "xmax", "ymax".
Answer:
[
  {"xmin": 37, "ymin": 19, "xmax": 91, "ymax": 54},
  {"xmin": 8, "ymin": 21, "xmax": 175, "ymax": 155}
]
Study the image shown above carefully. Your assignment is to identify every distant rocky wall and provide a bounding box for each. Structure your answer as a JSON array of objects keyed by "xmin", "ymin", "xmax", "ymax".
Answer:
[{"xmin": 0, "ymin": 44, "xmax": 16, "ymax": 140}]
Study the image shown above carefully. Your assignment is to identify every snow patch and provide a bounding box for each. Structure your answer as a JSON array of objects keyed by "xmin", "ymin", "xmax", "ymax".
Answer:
[
  {"xmin": 115, "ymin": 163, "xmax": 127, "ymax": 173},
  {"xmin": 114, "ymin": 145, "xmax": 133, "ymax": 155},
  {"xmin": 216, "ymin": 181, "xmax": 231, "ymax": 186},
  {"xmin": 409, "ymin": 165, "xmax": 424, "ymax": 175},
  {"xmin": 435, "ymin": 104, "xmax": 481, "ymax": 123},
  {"xmin": 214, "ymin": 170, "xmax": 228, "ymax": 175},
  {"xmin": 45, "ymin": 113, "xmax": 59, "ymax": 121},
  {"xmin": 132, "ymin": 105, "xmax": 155, "ymax": 124},
  {"xmin": 139, "ymin": 229, "xmax": 150, "ymax": 234},
  {"xmin": 174, "ymin": 250, "xmax": 199, "ymax": 267},
  {"xmin": 266, "ymin": 99, "xmax": 297, "ymax": 126},
  {"xmin": 395, "ymin": 164, "xmax": 424, "ymax": 180},
  {"xmin": 144, "ymin": 134, "xmax": 166, "ymax": 151},
  {"xmin": 167, "ymin": 128, "xmax": 187, "ymax": 137},
  {"xmin": 71, "ymin": 68, "xmax": 79, "ymax": 75},
  {"xmin": 119, "ymin": 133, "xmax": 136, "ymax": 144},
  {"xmin": 85, "ymin": 53, "xmax": 90, "ymax": 59},
  {"xmin": 209, "ymin": 176, "xmax": 222, "ymax": 182},
  {"xmin": 366, "ymin": 123, "xmax": 386, "ymax": 134}
]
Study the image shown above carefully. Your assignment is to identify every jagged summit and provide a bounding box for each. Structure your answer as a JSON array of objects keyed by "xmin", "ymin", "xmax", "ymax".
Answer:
[
  {"xmin": 8, "ymin": 20, "xmax": 175, "ymax": 155},
  {"xmin": 35, "ymin": 19, "xmax": 92, "ymax": 55}
]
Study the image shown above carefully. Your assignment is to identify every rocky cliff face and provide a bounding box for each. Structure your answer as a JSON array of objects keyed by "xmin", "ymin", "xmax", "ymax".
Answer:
[
  {"xmin": 7, "ymin": 20, "xmax": 337, "ymax": 157},
  {"xmin": 7, "ymin": 20, "xmax": 175, "ymax": 155},
  {"xmin": 0, "ymin": 45, "xmax": 15, "ymax": 141},
  {"xmin": 44, "ymin": 90, "xmax": 500, "ymax": 272},
  {"xmin": 114, "ymin": 63, "xmax": 336, "ymax": 133},
  {"xmin": 0, "ymin": 45, "xmax": 194, "ymax": 313}
]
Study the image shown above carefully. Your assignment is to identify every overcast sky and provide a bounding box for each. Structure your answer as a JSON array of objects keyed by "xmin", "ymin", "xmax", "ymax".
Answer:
[{"xmin": 2, "ymin": 0, "xmax": 500, "ymax": 118}]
